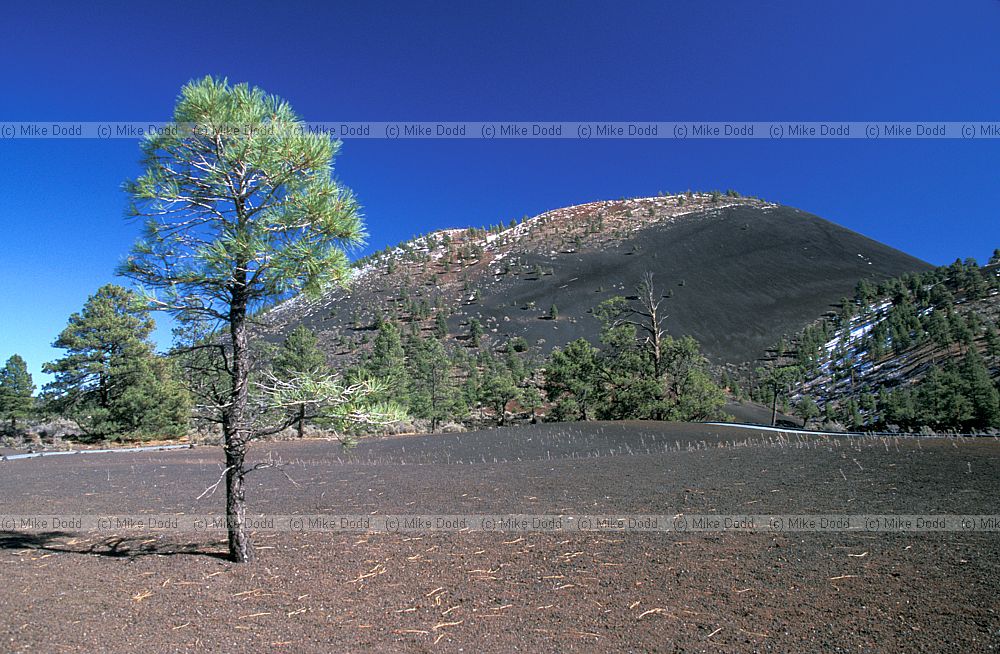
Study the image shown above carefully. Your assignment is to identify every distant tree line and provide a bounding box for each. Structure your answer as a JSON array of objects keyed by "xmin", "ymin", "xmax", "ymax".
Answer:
[
  {"xmin": 26, "ymin": 253, "xmax": 997, "ymax": 441},
  {"xmin": 352, "ymin": 317, "xmax": 537, "ymax": 431},
  {"xmin": 19, "ymin": 272, "xmax": 730, "ymax": 442}
]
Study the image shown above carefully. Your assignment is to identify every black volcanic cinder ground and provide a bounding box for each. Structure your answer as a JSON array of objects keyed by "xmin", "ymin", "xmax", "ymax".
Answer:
[
  {"xmin": 2, "ymin": 423, "xmax": 998, "ymax": 652},
  {"xmin": 267, "ymin": 197, "xmax": 931, "ymax": 366}
]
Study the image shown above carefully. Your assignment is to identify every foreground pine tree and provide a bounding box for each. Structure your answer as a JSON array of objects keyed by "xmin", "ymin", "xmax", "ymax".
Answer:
[{"xmin": 121, "ymin": 77, "xmax": 383, "ymax": 562}]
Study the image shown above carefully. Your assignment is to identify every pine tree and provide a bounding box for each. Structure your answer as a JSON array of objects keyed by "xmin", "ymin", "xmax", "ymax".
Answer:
[
  {"xmin": 434, "ymin": 312, "xmax": 449, "ymax": 339},
  {"xmin": 824, "ymin": 400, "xmax": 838, "ymax": 425},
  {"xmin": 916, "ymin": 367, "xmax": 970, "ymax": 430},
  {"xmin": 468, "ymin": 318, "xmax": 484, "ymax": 347},
  {"xmin": 364, "ymin": 320, "xmax": 410, "ymax": 405},
  {"xmin": 859, "ymin": 392, "xmax": 877, "ymax": 420},
  {"xmin": 508, "ymin": 336, "xmax": 529, "ymax": 353},
  {"xmin": 794, "ymin": 395, "xmax": 820, "ymax": 428},
  {"xmin": 959, "ymin": 348, "xmax": 1000, "ymax": 430},
  {"xmin": 42, "ymin": 284, "xmax": 190, "ymax": 440},
  {"xmin": 855, "ymin": 279, "xmax": 877, "ymax": 304},
  {"xmin": 984, "ymin": 324, "xmax": 1000, "ymax": 357},
  {"xmin": 120, "ymin": 77, "xmax": 371, "ymax": 562},
  {"xmin": 501, "ymin": 342, "xmax": 529, "ymax": 385},
  {"xmin": 0, "ymin": 354, "xmax": 35, "ymax": 429},
  {"xmin": 840, "ymin": 397, "xmax": 861, "ymax": 429},
  {"xmin": 479, "ymin": 353, "xmax": 521, "ymax": 426},
  {"xmin": 521, "ymin": 385, "xmax": 543, "ymax": 423},
  {"xmin": 461, "ymin": 359, "xmax": 483, "ymax": 418},
  {"xmin": 544, "ymin": 339, "xmax": 601, "ymax": 421},
  {"xmin": 113, "ymin": 356, "xmax": 192, "ymax": 440},
  {"xmin": 868, "ymin": 332, "xmax": 885, "ymax": 363},
  {"xmin": 949, "ymin": 312, "xmax": 974, "ymax": 348},
  {"xmin": 666, "ymin": 355, "xmax": 726, "ymax": 421},
  {"xmin": 966, "ymin": 265, "xmax": 990, "ymax": 300},
  {"xmin": 405, "ymin": 333, "xmax": 461, "ymax": 432},
  {"xmin": 544, "ymin": 278, "xmax": 724, "ymax": 423},
  {"xmin": 274, "ymin": 326, "xmax": 328, "ymax": 437},
  {"xmin": 926, "ymin": 311, "xmax": 951, "ymax": 348},
  {"xmin": 759, "ymin": 366, "xmax": 801, "ymax": 427}
]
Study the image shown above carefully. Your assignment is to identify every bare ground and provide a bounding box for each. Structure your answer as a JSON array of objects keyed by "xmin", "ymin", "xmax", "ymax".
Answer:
[{"xmin": 1, "ymin": 422, "xmax": 998, "ymax": 653}]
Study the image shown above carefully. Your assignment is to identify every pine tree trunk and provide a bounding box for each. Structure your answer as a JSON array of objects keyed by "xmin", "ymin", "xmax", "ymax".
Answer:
[
  {"xmin": 771, "ymin": 390, "xmax": 778, "ymax": 427},
  {"xmin": 224, "ymin": 288, "xmax": 254, "ymax": 563},
  {"xmin": 297, "ymin": 404, "xmax": 305, "ymax": 438},
  {"xmin": 224, "ymin": 446, "xmax": 252, "ymax": 562}
]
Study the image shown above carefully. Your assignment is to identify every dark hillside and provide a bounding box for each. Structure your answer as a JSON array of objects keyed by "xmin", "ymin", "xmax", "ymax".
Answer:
[
  {"xmin": 262, "ymin": 195, "xmax": 931, "ymax": 366},
  {"xmin": 776, "ymin": 259, "xmax": 1000, "ymax": 431},
  {"xmin": 468, "ymin": 204, "xmax": 930, "ymax": 362}
]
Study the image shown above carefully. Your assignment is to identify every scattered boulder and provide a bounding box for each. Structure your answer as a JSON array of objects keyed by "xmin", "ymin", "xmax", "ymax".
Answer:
[{"xmin": 27, "ymin": 419, "xmax": 84, "ymax": 442}]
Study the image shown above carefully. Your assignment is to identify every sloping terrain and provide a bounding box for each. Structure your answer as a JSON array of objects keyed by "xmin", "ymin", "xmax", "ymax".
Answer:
[
  {"xmin": 781, "ymin": 261, "xmax": 1000, "ymax": 429},
  {"xmin": 800, "ymin": 292, "xmax": 999, "ymax": 400},
  {"xmin": 263, "ymin": 194, "xmax": 931, "ymax": 366}
]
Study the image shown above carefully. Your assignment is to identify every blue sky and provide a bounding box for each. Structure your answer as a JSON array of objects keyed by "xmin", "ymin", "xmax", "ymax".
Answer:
[{"xmin": 2, "ymin": 0, "xmax": 999, "ymax": 385}]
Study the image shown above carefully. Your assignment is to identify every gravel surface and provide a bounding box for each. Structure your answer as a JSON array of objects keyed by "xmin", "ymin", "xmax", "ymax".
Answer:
[{"xmin": 2, "ymin": 422, "xmax": 998, "ymax": 652}]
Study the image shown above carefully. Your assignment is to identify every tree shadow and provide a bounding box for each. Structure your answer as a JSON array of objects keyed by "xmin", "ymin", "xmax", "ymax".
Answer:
[
  {"xmin": 0, "ymin": 531, "xmax": 70, "ymax": 549},
  {"xmin": 0, "ymin": 530, "xmax": 231, "ymax": 561}
]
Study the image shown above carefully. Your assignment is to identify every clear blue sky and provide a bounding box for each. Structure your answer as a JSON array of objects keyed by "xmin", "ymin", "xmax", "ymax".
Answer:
[{"xmin": 2, "ymin": 0, "xmax": 999, "ymax": 385}]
